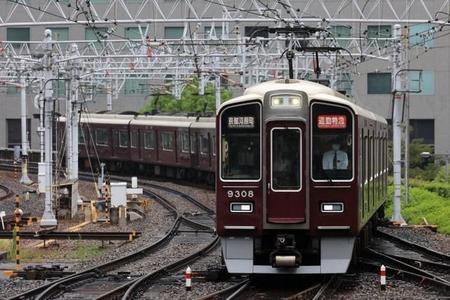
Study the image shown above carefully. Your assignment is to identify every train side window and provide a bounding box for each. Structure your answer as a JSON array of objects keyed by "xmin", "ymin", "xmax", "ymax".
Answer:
[
  {"xmin": 79, "ymin": 128, "xmax": 85, "ymax": 144},
  {"xmin": 95, "ymin": 128, "xmax": 109, "ymax": 146},
  {"xmin": 180, "ymin": 132, "xmax": 190, "ymax": 153},
  {"xmin": 190, "ymin": 134, "xmax": 197, "ymax": 154},
  {"xmin": 311, "ymin": 102, "xmax": 353, "ymax": 181},
  {"xmin": 144, "ymin": 131, "xmax": 155, "ymax": 149},
  {"xmin": 200, "ymin": 135, "xmax": 209, "ymax": 154},
  {"xmin": 119, "ymin": 130, "xmax": 129, "ymax": 148},
  {"xmin": 130, "ymin": 130, "xmax": 138, "ymax": 148},
  {"xmin": 161, "ymin": 132, "xmax": 174, "ymax": 151},
  {"xmin": 119, "ymin": 130, "xmax": 128, "ymax": 148}
]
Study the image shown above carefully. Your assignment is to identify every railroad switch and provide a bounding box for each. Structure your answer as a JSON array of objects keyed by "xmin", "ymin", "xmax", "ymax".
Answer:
[{"xmin": 16, "ymin": 265, "xmax": 74, "ymax": 280}]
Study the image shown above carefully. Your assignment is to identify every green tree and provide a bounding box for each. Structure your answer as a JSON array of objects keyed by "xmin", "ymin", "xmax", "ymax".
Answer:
[{"xmin": 140, "ymin": 78, "xmax": 232, "ymax": 113}]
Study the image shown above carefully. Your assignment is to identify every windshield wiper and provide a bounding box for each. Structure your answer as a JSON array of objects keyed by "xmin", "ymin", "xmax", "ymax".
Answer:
[{"xmin": 322, "ymin": 170, "xmax": 334, "ymax": 184}]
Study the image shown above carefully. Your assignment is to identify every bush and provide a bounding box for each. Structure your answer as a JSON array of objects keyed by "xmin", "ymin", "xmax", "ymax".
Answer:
[
  {"xmin": 385, "ymin": 185, "xmax": 450, "ymax": 234},
  {"xmin": 409, "ymin": 178, "xmax": 450, "ymax": 198}
]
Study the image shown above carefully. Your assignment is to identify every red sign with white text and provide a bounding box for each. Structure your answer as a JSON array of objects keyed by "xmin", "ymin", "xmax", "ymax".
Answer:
[{"xmin": 317, "ymin": 115, "xmax": 347, "ymax": 129}]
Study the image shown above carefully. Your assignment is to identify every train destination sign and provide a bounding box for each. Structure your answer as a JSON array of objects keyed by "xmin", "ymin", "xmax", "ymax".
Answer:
[
  {"xmin": 228, "ymin": 116, "xmax": 255, "ymax": 128},
  {"xmin": 317, "ymin": 115, "xmax": 347, "ymax": 129}
]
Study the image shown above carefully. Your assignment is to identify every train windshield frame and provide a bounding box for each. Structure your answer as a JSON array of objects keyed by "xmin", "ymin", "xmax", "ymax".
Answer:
[
  {"xmin": 220, "ymin": 101, "xmax": 261, "ymax": 181},
  {"xmin": 311, "ymin": 101, "xmax": 354, "ymax": 182}
]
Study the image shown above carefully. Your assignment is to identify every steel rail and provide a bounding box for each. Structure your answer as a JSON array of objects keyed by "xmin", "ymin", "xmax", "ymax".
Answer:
[
  {"xmin": 9, "ymin": 186, "xmax": 181, "ymax": 300},
  {"xmin": 115, "ymin": 235, "xmax": 220, "ymax": 300},
  {"xmin": 376, "ymin": 227, "xmax": 450, "ymax": 264},
  {"xmin": 366, "ymin": 248, "xmax": 450, "ymax": 285},
  {"xmin": 359, "ymin": 258, "xmax": 450, "ymax": 293},
  {"xmin": 311, "ymin": 276, "xmax": 336, "ymax": 300},
  {"xmin": 0, "ymin": 183, "xmax": 12, "ymax": 200},
  {"xmin": 195, "ymin": 279, "xmax": 250, "ymax": 300}
]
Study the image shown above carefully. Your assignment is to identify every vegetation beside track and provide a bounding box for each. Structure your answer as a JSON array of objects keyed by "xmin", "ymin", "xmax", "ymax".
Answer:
[{"xmin": 385, "ymin": 175, "xmax": 450, "ymax": 234}]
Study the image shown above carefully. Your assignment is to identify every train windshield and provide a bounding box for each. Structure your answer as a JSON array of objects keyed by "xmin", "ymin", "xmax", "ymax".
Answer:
[
  {"xmin": 220, "ymin": 102, "xmax": 261, "ymax": 180},
  {"xmin": 311, "ymin": 102, "xmax": 353, "ymax": 181}
]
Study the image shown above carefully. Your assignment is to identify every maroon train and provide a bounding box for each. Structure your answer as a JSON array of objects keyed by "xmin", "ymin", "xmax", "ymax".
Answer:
[
  {"xmin": 216, "ymin": 80, "xmax": 388, "ymax": 274},
  {"xmin": 73, "ymin": 79, "xmax": 387, "ymax": 275},
  {"xmin": 76, "ymin": 113, "xmax": 216, "ymax": 183}
]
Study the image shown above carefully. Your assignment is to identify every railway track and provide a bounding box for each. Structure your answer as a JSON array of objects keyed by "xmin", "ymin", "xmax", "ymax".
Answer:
[
  {"xmin": 9, "ymin": 181, "xmax": 216, "ymax": 300},
  {"xmin": 0, "ymin": 183, "xmax": 12, "ymax": 200},
  {"xmin": 358, "ymin": 226, "xmax": 450, "ymax": 295}
]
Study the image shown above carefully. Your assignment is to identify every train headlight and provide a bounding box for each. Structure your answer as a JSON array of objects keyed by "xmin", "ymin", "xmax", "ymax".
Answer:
[
  {"xmin": 230, "ymin": 202, "xmax": 253, "ymax": 213},
  {"xmin": 321, "ymin": 202, "xmax": 344, "ymax": 213},
  {"xmin": 271, "ymin": 95, "xmax": 303, "ymax": 108}
]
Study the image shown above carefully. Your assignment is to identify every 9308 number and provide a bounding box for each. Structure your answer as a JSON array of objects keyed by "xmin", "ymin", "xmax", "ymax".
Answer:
[{"xmin": 227, "ymin": 190, "xmax": 254, "ymax": 198}]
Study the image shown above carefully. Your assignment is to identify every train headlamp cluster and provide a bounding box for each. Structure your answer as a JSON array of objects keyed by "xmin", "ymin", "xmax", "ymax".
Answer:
[
  {"xmin": 230, "ymin": 202, "xmax": 253, "ymax": 213},
  {"xmin": 321, "ymin": 202, "xmax": 344, "ymax": 213},
  {"xmin": 270, "ymin": 95, "xmax": 302, "ymax": 108}
]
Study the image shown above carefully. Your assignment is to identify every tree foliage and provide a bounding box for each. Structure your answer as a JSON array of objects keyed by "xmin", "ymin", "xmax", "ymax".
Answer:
[{"xmin": 140, "ymin": 78, "xmax": 233, "ymax": 113}]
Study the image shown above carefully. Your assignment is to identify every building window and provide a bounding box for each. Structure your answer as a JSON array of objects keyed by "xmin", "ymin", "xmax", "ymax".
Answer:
[
  {"xmin": 367, "ymin": 73, "xmax": 391, "ymax": 94},
  {"xmin": 409, "ymin": 24, "xmax": 433, "ymax": 48},
  {"xmin": 409, "ymin": 70, "xmax": 434, "ymax": 95},
  {"xmin": 164, "ymin": 27, "xmax": 184, "ymax": 39},
  {"xmin": 119, "ymin": 130, "xmax": 129, "ymax": 148},
  {"xmin": 336, "ymin": 73, "xmax": 353, "ymax": 96},
  {"xmin": 79, "ymin": 128, "xmax": 86, "ymax": 144},
  {"xmin": 125, "ymin": 27, "xmax": 141, "ymax": 40},
  {"xmin": 367, "ymin": 25, "xmax": 392, "ymax": 47},
  {"xmin": 124, "ymin": 76, "xmax": 148, "ymax": 95},
  {"xmin": 7, "ymin": 27, "xmax": 30, "ymax": 49},
  {"xmin": 205, "ymin": 26, "xmax": 222, "ymax": 39},
  {"xmin": 95, "ymin": 128, "xmax": 109, "ymax": 146},
  {"xmin": 48, "ymin": 27, "xmax": 69, "ymax": 41},
  {"xmin": 144, "ymin": 131, "xmax": 155, "ymax": 149},
  {"xmin": 330, "ymin": 25, "xmax": 351, "ymax": 47},
  {"xmin": 85, "ymin": 27, "xmax": 108, "ymax": 46},
  {"xmin": 161, "ymin": 132, "xmax": 174, "ymax": 151},
  {"xmin": 180, "ymin": 132, "xmax": 190, "ymax": 153},
  {"xmin": 200, "ymin": 135, "xmax": 209, "ymax": 154},
  {"xmin": 409, "ymin": 119, "xmax": 434, "ymax": 145},
  {"xmin": 6, "ymin": 119, "xmax": 30, "ymax": 148}
]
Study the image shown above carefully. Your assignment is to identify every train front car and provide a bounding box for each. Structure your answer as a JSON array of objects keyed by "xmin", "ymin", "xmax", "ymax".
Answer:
[{"xmin": 216, "ymin": 79, "xmax": 384, "ymax": 274}]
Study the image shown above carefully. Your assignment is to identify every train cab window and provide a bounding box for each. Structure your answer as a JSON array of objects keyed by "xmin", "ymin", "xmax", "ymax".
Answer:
[
  {"xmin": 161, "ymin": 132, "xmax": 174, "ymax": 151},
  {"xmin": 95, "ymin": 128, "xmax": 109, "ymax": 146},
  {"xmin": 180, "ymin": 132, "xmax": 190, "ymax": 153},
  {"xmin": 271, "ymin": 128, "xmax": 301, "ymax": 190},
  {"xmin": 220, "ymin": 102, "xmax": 261, "ymax": 180},
  {"xmin": 144, "ymin": 131, "xmax": 155, "ymax": 149},
  {"xmin": 311, "ymin": 103, "xmax": 353, "ymax": 181},
  {"xmin": 200, "ymin": 135, "xmax": 209, "ymax": 154},
  {"xmin": 130, "ymin": 130, "xmax": 138, "ymax": 148},
  {"xmin": 119, "ymin": 130, "xmax": 129, "ymax": 148}
]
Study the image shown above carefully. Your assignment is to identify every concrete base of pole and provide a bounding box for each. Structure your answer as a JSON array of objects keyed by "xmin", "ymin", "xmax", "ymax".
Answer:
[
  {"xmin": 40, "ymin": 211, "xmax": 57, "ymax": 227},
  {"xmin": 390, "ymin": 215, "xmax": 406, "ymax": 225},
  {"xmin": 20, "ymin": 161, "xmax": 33, "ymax": 185}
]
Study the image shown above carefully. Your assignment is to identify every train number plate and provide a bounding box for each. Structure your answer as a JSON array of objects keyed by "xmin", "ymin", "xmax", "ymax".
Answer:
[{"xmin": 227, "ymin": 190, "xmax": 254, "ymax": 198}]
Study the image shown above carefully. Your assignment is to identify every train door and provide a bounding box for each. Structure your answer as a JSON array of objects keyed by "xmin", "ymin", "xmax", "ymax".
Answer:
[{"xmin": 266, "ymin": 121, "xmax": 306, "ymax": 223}]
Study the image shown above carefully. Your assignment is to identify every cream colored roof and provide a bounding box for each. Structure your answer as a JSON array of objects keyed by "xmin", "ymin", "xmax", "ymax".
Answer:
[{"xmin": 218, "ymin": 80, "xmax": 387, "ymax": 124}]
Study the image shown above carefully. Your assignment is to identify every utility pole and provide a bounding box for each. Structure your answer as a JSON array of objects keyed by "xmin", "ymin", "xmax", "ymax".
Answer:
[
  {"xmin": 40, "ymin": 29, "xmax": 57, "ymax": 227},
  {"xmin": 66, "ymin": 43, "xmax": 82, "ymax": 216},
  {"xmin": 215, "ymin": 74, "xmax": 221, "ymax": 110},
  {"xmin": 391, "ymin": 24, "xmax": 406, "ymax": 225},
  {"xmin": 19, "ymin": 60, "xmax": 32, "ymax": 185}
]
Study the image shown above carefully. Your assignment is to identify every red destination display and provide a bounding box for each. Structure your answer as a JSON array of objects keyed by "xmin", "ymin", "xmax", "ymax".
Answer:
[{"xmin": 317, "ymin": 115, "xmax": 347, "ymax": 129}]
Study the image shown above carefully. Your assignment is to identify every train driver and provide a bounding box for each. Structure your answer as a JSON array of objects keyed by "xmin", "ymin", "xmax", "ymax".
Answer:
[{"xmin": 322, "ymin": 139, "xmax": 348, "ymax": 170}]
